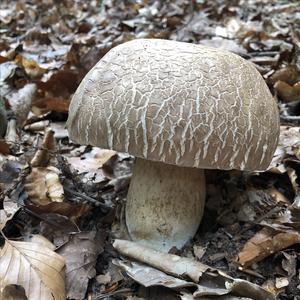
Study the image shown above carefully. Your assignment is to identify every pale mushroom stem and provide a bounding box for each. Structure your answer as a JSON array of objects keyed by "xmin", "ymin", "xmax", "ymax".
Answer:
[{"xmin": 126, "ymin": 158, "xmax": 206, "ymax": 252}]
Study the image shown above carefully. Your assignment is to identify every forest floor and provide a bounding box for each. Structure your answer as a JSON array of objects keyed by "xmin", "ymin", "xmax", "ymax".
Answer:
[{"xmin": 0, "ymin": 0, "xmax": 300, "ymax": 299}]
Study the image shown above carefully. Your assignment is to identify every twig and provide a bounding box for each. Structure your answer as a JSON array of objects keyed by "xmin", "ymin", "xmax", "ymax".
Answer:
[
  {"xmin": 64, "ymin": 186, "xmax": 109, "ymax": 210},
  {"xmin": 238, "ymin": 267, "xmax": 266, "ymax": 280},
  {"xmin": 0, "ymin": 165, "xmax": 31, "ymax": 202},
  {"xmin": 236, "ymin": 206, "xmax": 283, "ymax": 237},
  {"xmin": 280, "ymin": 115, "xmax": 300, "ymax": 122},
  {"xmin": 95, "ymin": 288, "xmax": 132, "ymax": 300}
]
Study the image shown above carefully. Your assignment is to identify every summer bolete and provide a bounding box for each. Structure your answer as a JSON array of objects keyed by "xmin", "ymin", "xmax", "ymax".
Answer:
[{"xmin": 67, "ymin": 39, "xmax": 279, "ymax": 251}]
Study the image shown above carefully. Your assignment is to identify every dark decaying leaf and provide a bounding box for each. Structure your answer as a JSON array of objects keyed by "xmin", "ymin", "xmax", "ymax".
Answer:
[{"xmin": 57, "ymin": 231, "xmax": 104, "ymax": 300}]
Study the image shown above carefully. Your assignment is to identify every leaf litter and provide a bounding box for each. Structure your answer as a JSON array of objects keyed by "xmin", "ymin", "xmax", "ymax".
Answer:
[{"xmin": 0, "ymin": 0, "xmax": 300, "ymax": 299}]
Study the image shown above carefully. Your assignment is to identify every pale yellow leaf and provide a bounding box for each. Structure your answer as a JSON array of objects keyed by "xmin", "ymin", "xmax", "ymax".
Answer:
[{"xmin": 0, "ymin": 235, "xmax": 65, "ymax": 300}]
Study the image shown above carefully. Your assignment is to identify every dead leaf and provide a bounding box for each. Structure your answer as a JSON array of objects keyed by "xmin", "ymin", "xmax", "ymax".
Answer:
[
  {"xmin": 36, "ymin": 70, "xmax": 78, "ymax": 97},
  {"xmin": 193, "ymin": 244, "xmax": 207, "ymax": 261},
  {"xmin": 275, "ymin": 277, "xmax": 289, "ymax": 289},
  {"xmin": 96, "ymin": 273, "xmax": 112, "ymax": 285},
  {"xmin": 274, "ymin": 80, "xmax": 300, "ymax": 102},
  {"xmin": 4, "ymin": 119, "xmax": 18, "ymax": 143},
  {"xmin": 8, "ymin": 84, "xmax": 37, "ymax": 126},
  {"xmin": 57, "ymin": 231, "xmax": 103, "ymax": 300},
  {"xmin": 32, "ymin": 97, "xmax": 70, "ymax": 115},
  {"xmin": 26, "ymin": 202, "xmax": 90, "ymax": 221},
  {"xmin": 0, "ymin": 198, "xmax": 19, "ymax": 230},
  {"xmin": 39, "ymin": 213, "xmax": 80, "ymax": 247},
  {"xmin": 237, "ymin": 227, "xmax": 300, "ymax": 267},
  {"xmin": 31, "ymin": 128, "xmax": 56, "ymax": 167},
  {"xmin": 0, "ymin": 284, "xmax": 28, "ymax": 300},
  {"xmin": 67, "ymin": 148, "xmax": 117, "ymax": 183},
  {"xmin": 15, "ymin": 55, "xmax": 46, "ymax": 78},
  {"xmin": 113, "ymin": 240, "xmax": 275, "ymax": 300},
  {"xmin": 24, "ymin": 120, "xmax": 50, "ymax": 132},
  {"xmin": 115, "ymin": 260, "xmax": 197, "ymax": 289},
  {"xmin": 269, "ymin": 126, "xmax": 300, "ymax": 172},
  {"xmin": 0, "ymin": 235, "xmax": 65, "ymax": 300},
  {"xmin": 270, "ymin": 65, "xmax": 300, "ymax": 85},
  {"xmin": 0, "ymin": 140, "xmax": 10, "ymax": 155},
  {"xmin": 25, "ymin": 166, "xmax": 64, "ymax": 205},
  {"xmin": 0, "ymin": 56, "xmax": 9, "ymax": 64}
]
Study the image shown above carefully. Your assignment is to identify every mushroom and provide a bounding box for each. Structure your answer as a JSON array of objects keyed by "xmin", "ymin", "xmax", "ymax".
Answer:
[{"xmin": 67, "ymin": 39, "xmax": 279, "ymax": 252}]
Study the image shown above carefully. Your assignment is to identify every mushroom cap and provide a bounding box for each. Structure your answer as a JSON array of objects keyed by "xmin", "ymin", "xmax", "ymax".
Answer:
[{"xmin": 67, "ymin": 39, "xmax": 279, "ymax": 171}]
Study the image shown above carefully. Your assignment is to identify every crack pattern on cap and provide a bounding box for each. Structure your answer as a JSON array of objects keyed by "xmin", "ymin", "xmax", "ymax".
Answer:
[{"xmin": 67, "ymin": 39, "xmax": 279, "ymax": 171}]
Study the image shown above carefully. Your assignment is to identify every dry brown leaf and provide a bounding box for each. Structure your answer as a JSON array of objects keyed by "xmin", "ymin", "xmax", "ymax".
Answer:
[
  {"xmin": 36, "ymin": 70, "xmax": 78, "ymax": 97},
  {"xmin": 113, "ymin": 240, "xmax": 275, "ymax": 300},
  {"xmin": 25, "ymin": 166, "xmax": 64, "ymax": 205},
  {"xmin": 68, "ymin": 148, "xmax": 117, "ymax": 183},
  {"xmin": 237, "ymin": 227, "xmax": 300, "ymax": 267},
  {"xmin": 274, "ymin": 80, "xmax": 300, "ymax": 102},
  {"xmin": 0, "ymin": 284, "xmax": 28, "ymax": 300},
  {"xmin": 31, "ymin": 128, "xmax": 56, "ymax": 167},
  {"xmin": 15, "ymin": 55, "xmax": 46, "ymax": 78},
  {"xmin": 57, "ymin": 231, "xmax": 103, "ymax": 300},
  {"xmin": 269, "ymin": 126, "xmax": 300, "ymax": 172},
  {"xmin": 0, "ymin": 56, "xmax": 9, "ymax": 64},
  {"xmin": 26, "ymin": 202, "xmax": 90, "ymax": 221},
  {"xmin": 193, "ymin": 244, "xmax": 207, "ymax": 261},
  {"xmin": 0, "ymin": 235, "xmax": 65, "ymax": 300},
  {"xmin": 32, "ymin": 97, "xmax": 70, "ymax": 115},
  {"xmin": 8, "ymin": 84, "xmax": 37, "ymax": 126},
  {"xmin": 270, "ymin": 65, "xmax": 300, "ymax": 85},
  {"xmin": 0, "ymin": 140, "xmax": 10, "ymax": 155}
]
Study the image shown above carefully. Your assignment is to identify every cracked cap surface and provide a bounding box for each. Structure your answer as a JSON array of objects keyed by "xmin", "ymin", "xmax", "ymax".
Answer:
[{"xmin": 67, "ymin": 39, "xmax": 279, "ymax": 170}]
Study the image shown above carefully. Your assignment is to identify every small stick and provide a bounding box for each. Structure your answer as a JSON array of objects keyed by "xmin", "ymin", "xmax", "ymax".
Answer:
[
  {"xmin": 95, "ymin": 288, "xmax": 132, "ymax": 300},
  {"xmin": 64, "ymin": 186, "xmax": 109, "ymax": 209},
  {"xmin": 236, "ymin": 206, "xmax": 283, "ymax": 237},
  {"xmin": 238, "ymin": 266, "xmax": 266, "ymax": 280}
]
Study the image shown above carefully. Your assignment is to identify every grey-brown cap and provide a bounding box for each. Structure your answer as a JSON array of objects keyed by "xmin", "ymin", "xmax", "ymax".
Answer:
[{"xmin": 67, "ymin": 39, "xmax": 279, "ymax": 171}]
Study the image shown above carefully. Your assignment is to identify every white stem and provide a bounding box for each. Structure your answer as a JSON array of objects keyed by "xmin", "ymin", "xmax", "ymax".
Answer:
[{"xmin": 126, "ymin": 158, "xmax": 206, "ymax": 252}]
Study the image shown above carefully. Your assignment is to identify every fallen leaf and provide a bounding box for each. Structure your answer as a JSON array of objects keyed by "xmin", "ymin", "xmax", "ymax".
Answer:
[
  {"xmin": 115, "ymin": 260, "xmax": 197, "ymax": 289},
  {"xmin": 0, "ymin": 284, "xmax": 28, "ymax": 300},
  {"xmin": 275, "ymin": 277, "xmax": 289, "ymax": 289},
  {"xmin": 25, "ymin": 166, "xmax": 64, "ymax": 205},
  {"xmin": 0, "ymin": 235, "xmax": 65, "ymax": 300},
  {"xmin": 8, "ymin": 84, "xmax": 37, "ymax": 126},
  {"xmin": 15, "ymin": 55, "xmax": 46, "ymax": 78},
  {"xmin": 0, "ymin": 198, "xmax": 19, "ymax": 230},
  {"xmin": 26, "ymin": 202, "xmax": 90, "ymax": 221},
  {"xmin": 96, "ymin": 273, "xmax": 112, "ymax": 285},
  {"xmin": 269, "ymin": 126, "xmax": 300, "ymax": 172},
  {"xmin": 237, "ymin": 227, "xmax": 300, "ymax": 267},
  {"xmin": 274, "ymin": 80, "xmax": 300, "ymax": 102},
  {"xmin": 0, "ymin": 140, "xmax": 10, "ymax": 155},
  {"xmin": 36, "ymin": 70, "xmax": 78, "ymax": 97},
  {"xmin": 30, "ymin": 128, "xmax": 56, "ymax": 167},
  {"xmin": 32, "ymin": 97, "xmax": 70, "ymax": 115},
  {"xmin": 270, "ymin": 65, "xmax": 300, "ymax": 85},
  {"xmin": 39, "ymin": 213, "xmax": 79, "ymax": 247},
  {"xmin": 67, "ymin": 148, "xmax": 117, "ymax": 183},
  {"xmin": 193, "ymin": 244, "xmax": 207, "ymax": 261},
  {"xmin": 113, "ymin": 240, "xmax": 275, "ymax": 300},
  {"xmin": 57, "ymin": 231, "xmax": 103, "ymax": 300},
  {"xmin": 24, "ymin": 120, "xmax": 50, "ymax": 132}
]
